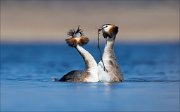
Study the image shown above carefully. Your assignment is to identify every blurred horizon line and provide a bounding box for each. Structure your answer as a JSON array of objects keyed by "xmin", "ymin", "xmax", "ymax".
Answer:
[{"xmin": 1, "ymin": 38, "xmax": 179, "ymax": 44}]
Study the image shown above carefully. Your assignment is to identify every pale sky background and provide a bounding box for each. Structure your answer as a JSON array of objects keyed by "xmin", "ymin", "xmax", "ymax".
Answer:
[{"xmin": 1, "ymin": 0, "xmax": 179, "ymax": 42}]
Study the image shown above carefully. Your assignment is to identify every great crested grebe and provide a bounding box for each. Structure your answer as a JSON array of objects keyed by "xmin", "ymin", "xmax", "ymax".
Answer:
[
  {"xmin": 98, "ymin": 24, "xmax": 124, "ymax": 82},
  {"xmin": 56, "ymin": 26, "xmax": 99, "ymax": 82}
]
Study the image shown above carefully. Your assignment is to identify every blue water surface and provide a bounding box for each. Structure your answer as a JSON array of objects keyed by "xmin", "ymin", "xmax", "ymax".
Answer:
[{"xmin": 0, "ymin": 42, "xmax": 180, "ymax": 111}]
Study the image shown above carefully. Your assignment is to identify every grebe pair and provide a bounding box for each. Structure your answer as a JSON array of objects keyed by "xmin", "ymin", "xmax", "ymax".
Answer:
[{"xmin": 55, "ymin": 24, "xmax": 123, "ymax": 83}]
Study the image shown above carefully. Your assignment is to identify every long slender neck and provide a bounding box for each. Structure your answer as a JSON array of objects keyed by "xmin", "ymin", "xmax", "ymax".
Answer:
[
  {"xmin": 103, "ymin": 40, "xmax": 116, "ymax": 60},
  {"xmin": 76, "ymin": 45, "xmax": 97, "ymax": 71}
]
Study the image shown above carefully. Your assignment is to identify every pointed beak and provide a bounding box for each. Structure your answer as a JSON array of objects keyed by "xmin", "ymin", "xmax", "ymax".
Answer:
[{"xmin": 98, "ymin": 27, "xmax": 102, "ymax": 32}]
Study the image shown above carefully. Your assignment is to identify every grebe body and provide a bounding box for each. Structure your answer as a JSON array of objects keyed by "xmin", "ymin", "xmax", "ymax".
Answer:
[
  {"xmin": 98, "ymin": 24, "xmax": 124, "ymax": 82},
  {"xmin": 57, "ymin": 27, "xmax": 99, "ymax": 82}
]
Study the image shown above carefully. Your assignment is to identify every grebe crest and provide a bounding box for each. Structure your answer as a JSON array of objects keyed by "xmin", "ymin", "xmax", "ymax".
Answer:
[
  {"xmin": 67, "ymin": 26, "xmax": 84, "ymax": 37},
  {"xmin": 66, "ymin": 26, "xmax": 89, "ymax": 47}
]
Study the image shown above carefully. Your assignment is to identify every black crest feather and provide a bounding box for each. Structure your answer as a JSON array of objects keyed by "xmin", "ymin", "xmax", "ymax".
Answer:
[
  {"xmin": 67, "ymin": 29, "xmax": 76, "ymax": 37},
  {"xmin": 67, "ymin": 26, "xmax": 84, "ymax": 37}
]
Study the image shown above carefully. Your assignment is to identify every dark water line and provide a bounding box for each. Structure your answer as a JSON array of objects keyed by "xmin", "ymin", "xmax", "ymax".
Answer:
[
  {"xmin": 124, "ymin": 79, "xmax": 180, "ymax": 82},
  {"xmin": 3, "ymin": 78, "xmax": 180, "ymax": 83}
]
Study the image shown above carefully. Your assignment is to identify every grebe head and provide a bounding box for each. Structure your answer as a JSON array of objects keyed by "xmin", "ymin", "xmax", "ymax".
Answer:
[
  {"xmin": 98, "ymin": 24, "xmax": 118, "ymax": 40},
  {"xmin": 66, "ymin": 26, "xmax": 89, "ymax": 47}
]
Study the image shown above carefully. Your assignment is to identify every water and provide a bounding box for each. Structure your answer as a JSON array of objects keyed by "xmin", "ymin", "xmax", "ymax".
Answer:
[{"xmin": 1, "ymin": 42, "xmax": 180, "ymax": 111}]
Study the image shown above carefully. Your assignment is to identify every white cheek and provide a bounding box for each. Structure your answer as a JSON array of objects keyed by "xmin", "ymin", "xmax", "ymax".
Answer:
[{"xmin": 104, "ymin": 26, "xmax": 112, "ymax": 32}]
